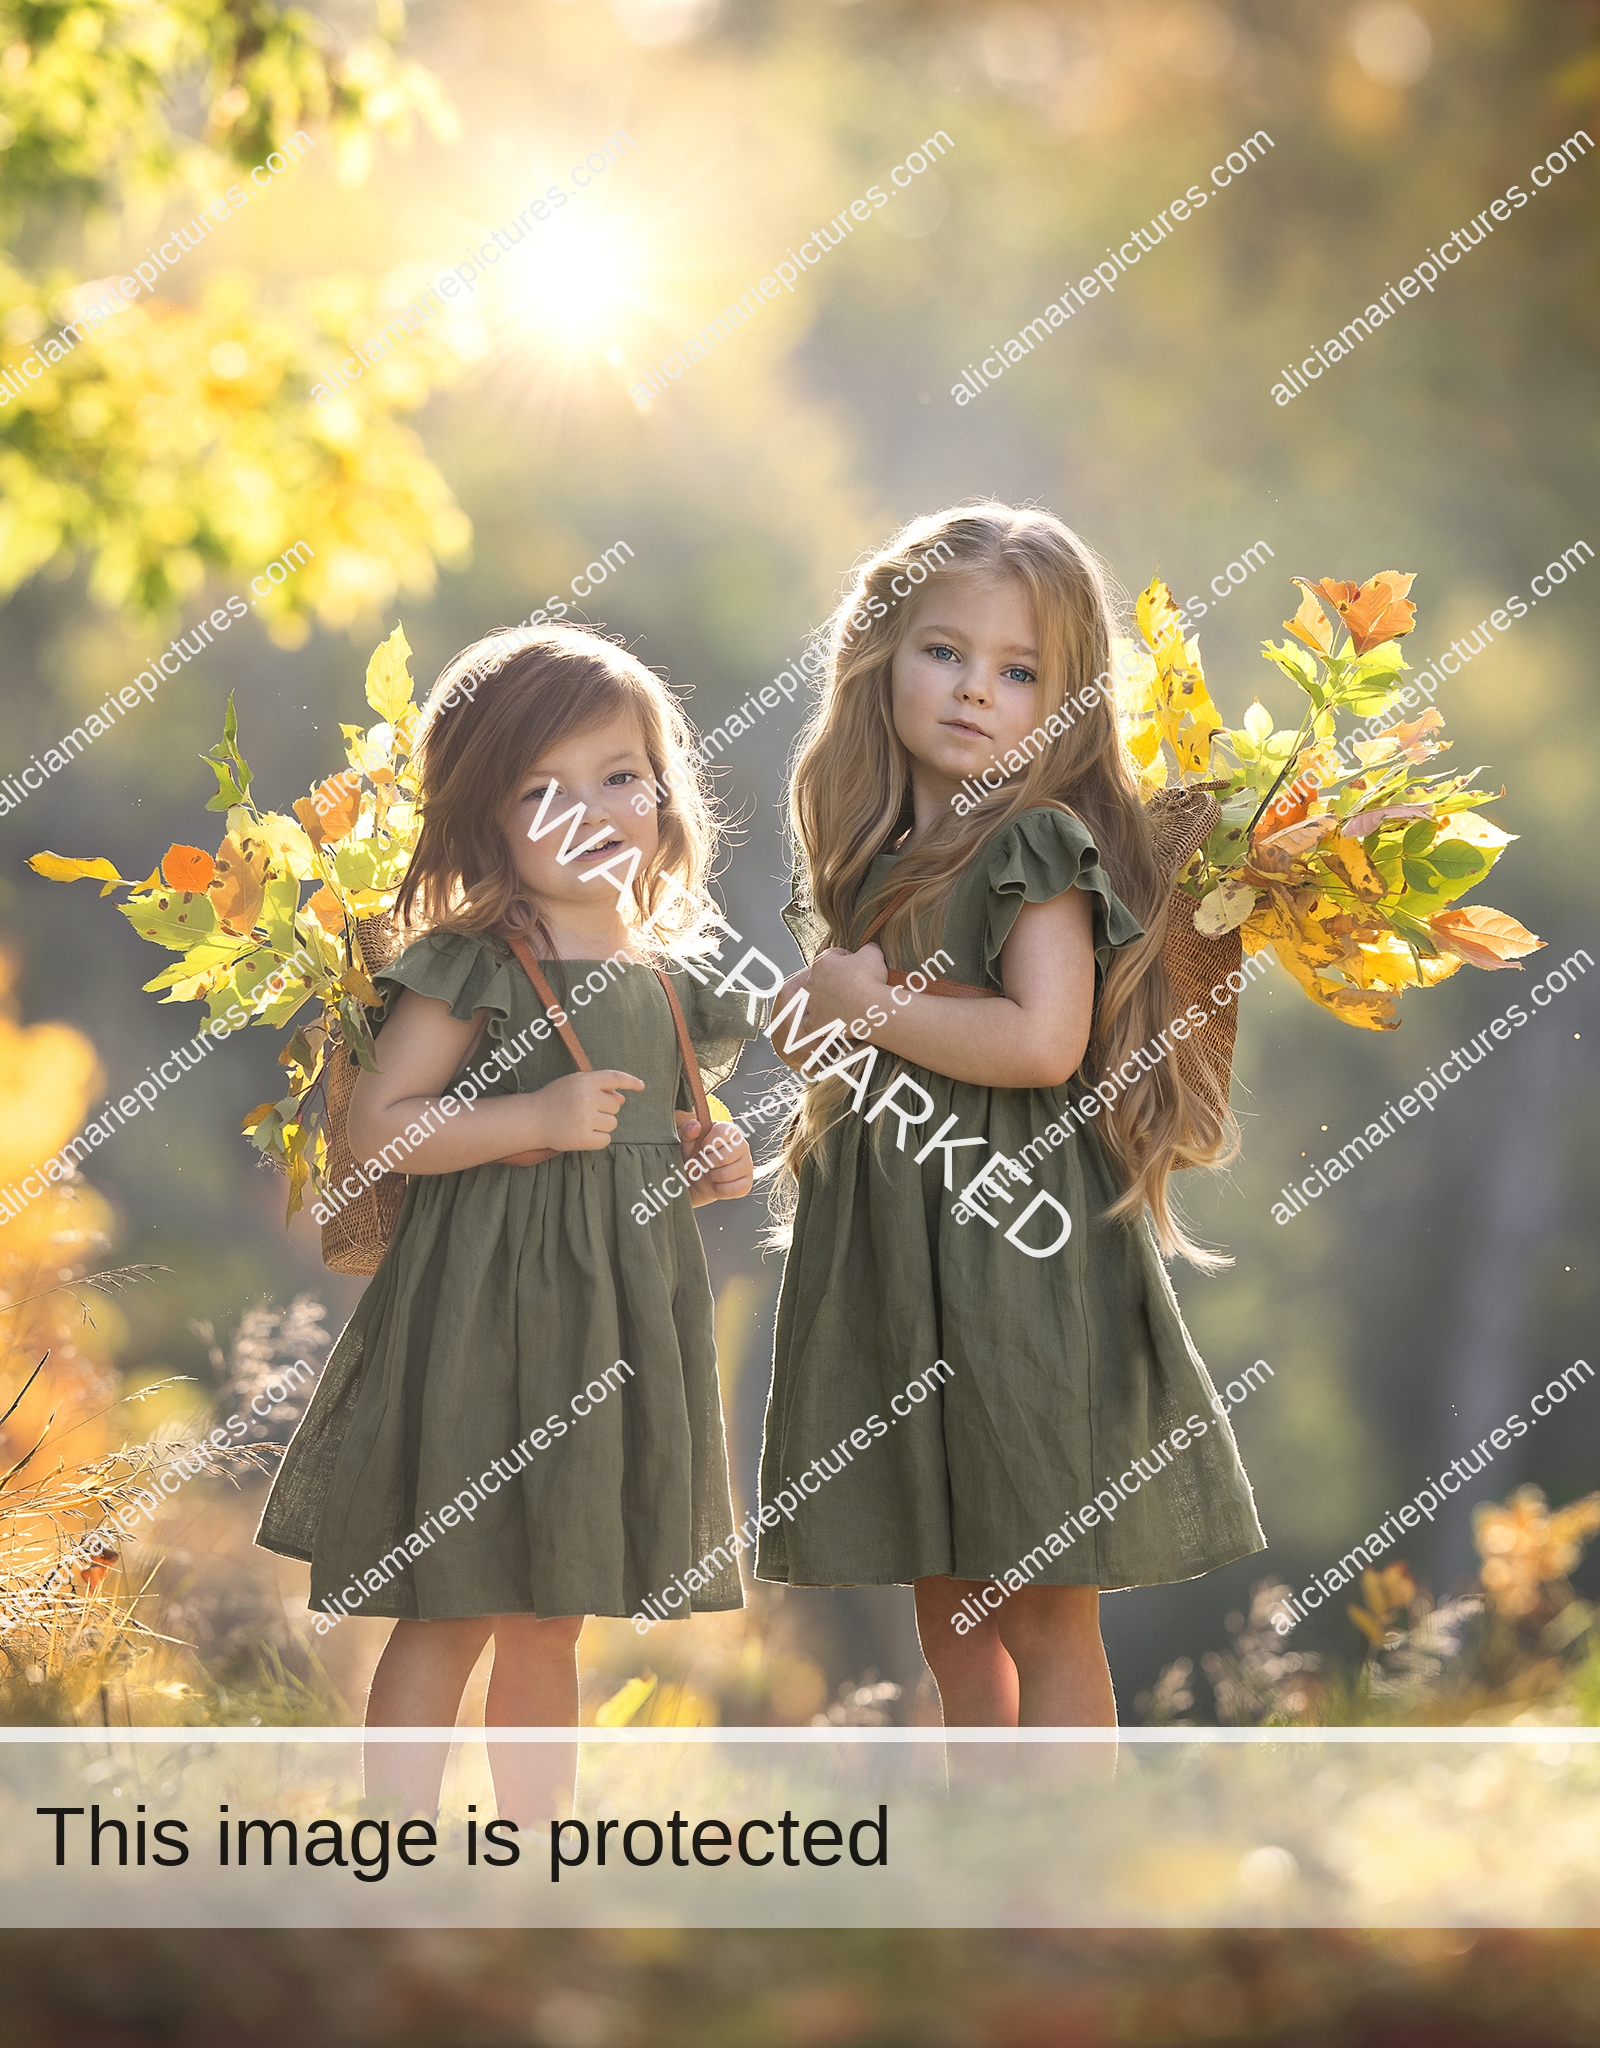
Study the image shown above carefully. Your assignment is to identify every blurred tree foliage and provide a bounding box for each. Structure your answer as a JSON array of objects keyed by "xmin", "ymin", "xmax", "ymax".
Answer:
[{"xmin": 0, "ymin": 0, "xmax": 469, "ymax": 633}]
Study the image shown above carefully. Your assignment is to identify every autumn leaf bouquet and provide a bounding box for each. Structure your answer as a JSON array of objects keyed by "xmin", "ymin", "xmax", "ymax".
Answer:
[
  {"xmin": 31, "ymin": 626, "xmax": 425, "ymax": 1219},
  {"xmin": 1116, "ymin": 572, "xmax": 1541, "ymax": 1028}
]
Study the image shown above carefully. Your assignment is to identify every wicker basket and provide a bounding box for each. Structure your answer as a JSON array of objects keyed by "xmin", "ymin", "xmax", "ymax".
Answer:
[
  {"xmin": 319, "ymin": 913, "xmax": 407, "ymax": 1276},
  {"xmin": 1145, "ymin": 784, "xmax": 1243, "ymax": 1119}
]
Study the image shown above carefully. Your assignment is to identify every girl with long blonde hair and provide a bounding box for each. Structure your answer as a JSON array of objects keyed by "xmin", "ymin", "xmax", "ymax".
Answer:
[{"xmin": 758, "ymin": 504, "xmax": 1264, "ymax": 1728}]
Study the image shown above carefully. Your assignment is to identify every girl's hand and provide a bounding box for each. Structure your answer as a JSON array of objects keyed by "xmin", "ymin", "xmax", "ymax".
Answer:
[
  {"xmin": 676, "ymin": 1114, "xmax": 755, "ymax": 1205},
  {"xmin": 536, "ymin": 1069, "xmax": 646, "ymax": 1151},
  {"xmin": 805, "ymin": 943, "xmax": 890, "ymax": 1036}
]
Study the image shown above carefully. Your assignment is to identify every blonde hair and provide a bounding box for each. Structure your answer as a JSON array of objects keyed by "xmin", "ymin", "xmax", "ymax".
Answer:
[
  {"xmin": 781, "ymin": 502, "xmax": 1235, "ymax": 1265},
  {"xmin": 396, "ymin": 624, "xmax": 718, "ymax": 954}
]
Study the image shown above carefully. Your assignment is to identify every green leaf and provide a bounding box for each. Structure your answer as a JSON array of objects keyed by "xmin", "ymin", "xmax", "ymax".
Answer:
[
  {"xmin": 202, "ymin": 760, "xmax": 248, "ymax": 811},
  {"xmin": 1402, "ymin": 820, "xmax": 1438, "ymax": 858},
  {"xmin": 365, "ymin": 624, "xmax": 415, "ymax": 722},
  {"xmin": 142, "ymin": 930, "xmax": 258, "ymax": 997},
  {"xmin": 331, "ymin": 841, "xmax": 380, "ymax": 892},
  {"xmin": 244, "ymin": 1105, "xmax": 288, "ymax": 1156},
  {"xmin": 1429, "ymin": 839, "xmax": 1490, "ymax": 881},
  {"xmin": 339, "ymin": 995, "xmax": 380, "ymax": 1071},
  {"xmin": 202, "ymin": 691, "xmax": 254, "ymax": 811},
  {"xmin": 1348, "ymin": 642, "xmax": 1408, "ymax": 679},
  {"xmin": 120, "ymin": 888, "xmax": 218, "ymax": 950},
  {"xmin": 1389, "ymin": 908, "xmax": 1441, "ymax": 956},
  {"xmin": 1400, "ymin": 841, "xmax": 1489, "ymax": 907},
  {"xmin": 1337, "ymin": 678, "xmax": 1402, "ymax": 718},
  {"xmin": 1261, "ymin": 639, "xmax": 1322, "ymax": 694},
  {"xmin": 260, "ymin": 874, "xmax": 302, "ymax": 954}
]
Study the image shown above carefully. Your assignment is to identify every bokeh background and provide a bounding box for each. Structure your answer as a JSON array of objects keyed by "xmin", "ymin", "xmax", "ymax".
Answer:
[{"xmin": 2, "ymin": 0, "xmax": 1598, "ymax": 2032}]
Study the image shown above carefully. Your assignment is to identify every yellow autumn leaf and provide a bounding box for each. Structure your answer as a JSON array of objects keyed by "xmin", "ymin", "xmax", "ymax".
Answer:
[
  {"xmin": 251, "ymin": 811, "xmax": 320, "ymax": 881},
  {"xmin": 1434, "ymin": 810, "xmax": 1515, "ymax": 857},
  {"xmin": 1321, "ymin": 834, "xmax": 1387, "ymax": 903},
  {"xmin": 1194, "ymin": 878, "xmax": 1258, "ymax": 936},
  {"xmin": 1346, "ymin": 932, "xmax": 1425, "ymax": 990},
  {"xmin": 365, "ymin": 624, "xmax": 416, "ymax": 723},
  {"xmin": 1286, "ymin": 958, "xmax": 1399, "ymax": 1029},
  {"xmin": 27, "ymin": 851, "xmax": 126, "ymax": 895},
  {"xmin": 594, "ymin": 1673, "xmax": 658, "ymax": 1727},
  {"xmin": 1132, "ymin": 578, "xmax": 1222, "ymax": 777},
  {"xmin": 340, "ymin": 962, "xmax": 383, "ymax": 1007}
]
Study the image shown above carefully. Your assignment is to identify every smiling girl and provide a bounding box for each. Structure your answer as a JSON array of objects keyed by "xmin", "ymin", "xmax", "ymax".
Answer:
[
  {"xmin": 758, "ymin": 503, "xmax": 1264, "ymax": 1729},
  {"xmin": 257, "ymin": 624, "xmax": 759, "ymax": 1818}
]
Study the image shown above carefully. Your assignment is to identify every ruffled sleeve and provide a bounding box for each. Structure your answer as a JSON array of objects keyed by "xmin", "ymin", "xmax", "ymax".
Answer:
[
  {"xmin": 666, "ymin": 964, "xmax": 769, "ymax": 1098},
  {"xmin": 372, "ymin": 930, "xmax": 519, "ymax": 1041},
  {"xmin": 983, "ymin": 807, "xmax": 1144, "ymax": 989},
  {"xmin": 780, "ymin": 861, "xmax": 827, "ymax": 967}
]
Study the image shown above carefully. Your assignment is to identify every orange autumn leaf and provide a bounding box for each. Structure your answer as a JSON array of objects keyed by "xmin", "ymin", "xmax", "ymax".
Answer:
[
  {"xmin": 80, "ymin": 1545, "xmax": 118, "ymax": 1593},
  {"xmin": 1297, "ymin": 572, "xmax": 1417, "ymax": 655},
  {"xmin": 208, "ymin": 834, "xmax": 268, "ymax": 935},
  {"xmin": 309, "ymin": 770, "xmax": 362, "ymax": 843},
  {"xmin": 161, "ymin": 844, "xmax": 215, "ymax": 892},
  {"xmin": 306, "ymin": 885, "xmax": 345, "ymax": 935},
  {"xmin": 1341, "ymin": 571, "xmax": 1417, "ymax": 653},
  {"xmin": 1284, "ymin": 585, "xmax": 1337, "ymax": 656},
  {"xmin": 1428, "ymin": 905, "xmax": 1544, "ymax": 970},
  {"xmin": 292, "ymin": 796, "xmax": 326, "ymax": 849}
]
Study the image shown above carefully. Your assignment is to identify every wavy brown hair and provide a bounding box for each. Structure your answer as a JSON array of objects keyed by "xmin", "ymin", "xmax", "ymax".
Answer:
[
  {"xmin": 395, "ymin": 624, "xmax": 718, "ymax": 953},
  {"xmin": 781, "ymin": 502, "xmax": 1236, "ymax": 1265}
]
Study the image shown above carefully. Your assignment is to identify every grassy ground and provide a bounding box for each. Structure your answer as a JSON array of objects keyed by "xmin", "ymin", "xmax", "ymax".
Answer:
[{"xmin": 2, "ymin": 1928, "xmax": 1599, "ymax": 2045}]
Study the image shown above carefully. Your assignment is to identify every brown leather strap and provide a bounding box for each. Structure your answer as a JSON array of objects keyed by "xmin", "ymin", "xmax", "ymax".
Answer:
[
  {"xmin": 503, "ymin": 932, "xmax": 592, "ymax": 1072},
  {"xmin": 492, "ymin": 935, "xmax": 712, "ymax": 1167},
  {"xmin": 858, "ymin": 885, "xmax": 1000, "ymax": 1002},
  {"xmin": 651, "ymin": 963, "xmax": 712, "ymax": 1143}
]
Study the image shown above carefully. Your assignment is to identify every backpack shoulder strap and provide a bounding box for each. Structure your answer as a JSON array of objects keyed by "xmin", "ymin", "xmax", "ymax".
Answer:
[
  {"xmin": 503, "ymin": 931, "xmax": 592, "ymax": 1071},
  {"xmin": 653, "ymin": 966, "xmax": 712, "ymax": 1134},
  {"xmin": 855, "ymin": 883, "xmax": 999, "ymax": 1002},
  {"xmin": 495, "ymin": 931, "xmax": 591, "ymax": 1167}
]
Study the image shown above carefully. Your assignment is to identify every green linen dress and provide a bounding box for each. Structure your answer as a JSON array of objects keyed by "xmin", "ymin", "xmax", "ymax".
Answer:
[
  {"xmin": 757, "ymin": 806, "xmax": 1266, "ymax": 1592},
  {"xmin": 255, "ymin": 931, "xmax": 761, "ymax": 1621}
]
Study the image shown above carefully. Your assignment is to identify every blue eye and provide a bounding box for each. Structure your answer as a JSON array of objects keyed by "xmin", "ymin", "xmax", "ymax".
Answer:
[
  {"xmin": 928, "ymin": 644, "xmax": 958, "ymax": 662},
  {"xmin": 1003, "ymin": 666, "xmax": 1036, "ymax": 685},
  {"xmin": 605, "ymin": 770, "xmax": 639, "ymax": 786}
]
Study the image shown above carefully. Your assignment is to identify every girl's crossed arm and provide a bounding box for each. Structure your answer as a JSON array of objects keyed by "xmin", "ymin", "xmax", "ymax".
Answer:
[
  {"xmin": 787, "ymin": 889, "xmax": 1098, "ymax": 1091},
  {"xmin": 347, "ymin": 986, "xmax": 644, "ymax": 1172}
]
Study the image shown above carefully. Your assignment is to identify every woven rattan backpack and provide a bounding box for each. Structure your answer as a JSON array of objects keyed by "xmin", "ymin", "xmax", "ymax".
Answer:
[
  {"xmin": 318, "ymin": 917, "xmax": 713, "ymax": 1275},
  {"xmin": 855, "ymin": 787, "xmax": 1241, "ymax": 1120}
]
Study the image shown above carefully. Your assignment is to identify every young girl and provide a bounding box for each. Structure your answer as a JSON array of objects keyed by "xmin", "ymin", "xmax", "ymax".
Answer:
[
  {"xmin": 759, "ymin": 503, "xmax": 1265, "ymax": 1728},
  {"xmin": 256, "ymin": 624, "xmax": 759, "ymax": 1817}
]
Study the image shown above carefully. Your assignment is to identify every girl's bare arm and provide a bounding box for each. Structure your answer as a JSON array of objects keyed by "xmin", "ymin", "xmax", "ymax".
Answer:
[
  {"xmin": 346, "ymin": 987, "xmax": 643, "ymax": 1172},
  {"xmin": 797, "ymin": 889, "xmax": 1098, "ymax": 1090}
]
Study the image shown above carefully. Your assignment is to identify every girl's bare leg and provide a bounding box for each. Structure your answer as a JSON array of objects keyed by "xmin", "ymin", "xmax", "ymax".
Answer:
[
  {"xmin": 915, "ymin": 1579, "xmax": 1117, "ymax": 1792},
  {"xmin": 364, "ymin": 1615, "xmax": 494, "ymax": 1818},
  {"xmin": 998, "ymin": 1585, "xmax": 1118, "ymax": 1788},
  {"xmin": 483, "ymin": 1612, "xmax": 585, "ymax": 1830},
  {"xmin": 914, "ymin": 1577, "xmax": 1020, "ymax": 1725},
  {"xmin": 996, "ymin": 1585, "xmax": 1116, "ymax": 1727}
]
